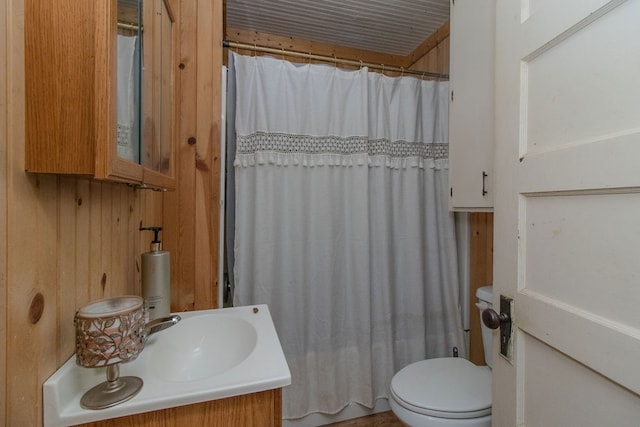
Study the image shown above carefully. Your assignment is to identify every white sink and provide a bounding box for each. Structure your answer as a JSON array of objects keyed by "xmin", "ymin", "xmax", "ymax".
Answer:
[
  {"xmin": 149, "ymin": 315, "xmax": 258, "ymax": 382},
  {"xmin": 43, "ymin": 305, "xmax": 291, "ymax": 427}
]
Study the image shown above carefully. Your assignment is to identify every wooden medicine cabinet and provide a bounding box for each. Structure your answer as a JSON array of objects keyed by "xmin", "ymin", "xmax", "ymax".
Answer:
[{"xmin": 25, "ymin": 0, "xmax": 176, "ymax": 190}]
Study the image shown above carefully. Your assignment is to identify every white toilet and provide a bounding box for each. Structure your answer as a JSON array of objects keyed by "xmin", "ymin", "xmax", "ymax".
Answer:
[{"xmin": 389, "ymin": 286, "xmax": 494, "ymax": 427}]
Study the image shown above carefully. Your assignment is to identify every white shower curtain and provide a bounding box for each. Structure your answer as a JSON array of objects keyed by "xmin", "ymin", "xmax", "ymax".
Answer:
[{"xmin": 231, "ymin": 53, "xmax": 466, "ymax": 419}]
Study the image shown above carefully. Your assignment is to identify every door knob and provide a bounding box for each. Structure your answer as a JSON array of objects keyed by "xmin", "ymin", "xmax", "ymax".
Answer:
[
  {"xmin": 482, "ymin": 295, "xmax": 514, "ymax": 360},
  {"xmin": 482, "ymin": 308, "xmax": 510, "ymax": 329}
]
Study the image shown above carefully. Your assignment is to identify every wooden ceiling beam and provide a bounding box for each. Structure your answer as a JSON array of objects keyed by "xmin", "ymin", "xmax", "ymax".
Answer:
[
  {"xmin": 225, "ymin": 27, "xmax": 408, "ymax": 68},
  {"xmin": 226, "ymin": 20, "xmax": 450, "ymax": 72}
]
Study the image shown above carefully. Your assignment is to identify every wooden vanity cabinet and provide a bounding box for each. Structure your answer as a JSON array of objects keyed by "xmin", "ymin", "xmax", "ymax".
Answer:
[
  {"xmin": 74, "ymin": 388, "xmax": 283, "ymax": 427},
  {"xmin": 24, "ymin": 0, "xmax": 176, "ymax": 190}
]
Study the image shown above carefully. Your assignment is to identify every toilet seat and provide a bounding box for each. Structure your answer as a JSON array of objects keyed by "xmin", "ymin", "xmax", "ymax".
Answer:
[{"xmin": 390, "ymin": 358, "xmax": 491, "ymax": 419}]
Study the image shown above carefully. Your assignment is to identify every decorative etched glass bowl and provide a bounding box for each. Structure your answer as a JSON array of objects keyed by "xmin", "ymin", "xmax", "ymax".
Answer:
[{"xmin": 74, "ymin": 296, "xmax": 146, "ymax": 409}]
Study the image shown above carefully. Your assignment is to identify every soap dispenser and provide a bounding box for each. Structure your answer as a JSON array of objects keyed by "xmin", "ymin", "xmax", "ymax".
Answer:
[{"xmin": 139, "ymin": 226, "xmax": 170, "ymax": 321}]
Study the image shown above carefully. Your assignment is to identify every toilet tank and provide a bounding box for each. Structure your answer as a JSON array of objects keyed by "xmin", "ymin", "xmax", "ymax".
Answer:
[{"xmin": 475, "ymin": 286, "xmax": 494, "ymax": 368}]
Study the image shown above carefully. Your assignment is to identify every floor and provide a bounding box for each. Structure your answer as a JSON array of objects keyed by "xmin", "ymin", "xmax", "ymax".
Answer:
[{"xmin": 324, "ymin": 411, "xmax": 404, "ymax": 426}]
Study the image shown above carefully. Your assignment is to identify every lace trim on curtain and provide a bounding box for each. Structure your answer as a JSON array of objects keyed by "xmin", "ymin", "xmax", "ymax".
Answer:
[{"xmin": 234, "ymin": 132, "xmax": 449, "ymax": 169}]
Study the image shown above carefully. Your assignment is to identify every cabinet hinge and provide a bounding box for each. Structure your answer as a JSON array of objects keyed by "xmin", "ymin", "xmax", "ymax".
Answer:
[
  {"xmin": 451, "ymin": 90, "xmax": 454, "ymax": 101},
  {"xmin": 450, "ymin": 187, "xmax": 453, "ymax": 198}
]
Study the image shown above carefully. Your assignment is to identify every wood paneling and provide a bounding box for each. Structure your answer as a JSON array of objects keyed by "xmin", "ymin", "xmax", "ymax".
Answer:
[
  {"xmin": 3, "ymin": 175, "xmax": 159, "ymax": 427},
  {"xmin": 76, "ymin": 389, "xmax": 282, "ymax": 427},
  {"xmin": 406, "ymin": 21, "xmax": 450, "ymax": 68},
  {"xmin": 408, "ymin": 29, "xmax": 450, "ymax": 75},
  {"xmin": 226, "ymin": 27, "xmax": 408, "ymax": 68},
  {"xmin": 225, "ymin": 21, "xmax": 450, "ymax": 74},
  {"xmin": 468, "ymin": 213, "xmax": 494, "ymax": 365},
  {"xmin": 171, "ymin": 0, "xmax": 197, "ymax": 311},
  {"xmin": 3, "ymin": 0, "xmax": 164, "ymax": 424},
  {"xmin": 2, "ymin": 0, "xmax": 223, "ymax": 422},
  {"xmin": 194, "ymin": 0, "xmax": 222, "ymax": 310},
  {"xmin": 0, "ymin": 0, "xmax": 8, "ymax": 423},
  {"xmin": 166, "ymin": 0, "xmax": 221, "ymax": 312},
  {"xmin": 410, "ymin": 36, "xmax": 450, "ymax": 76}
]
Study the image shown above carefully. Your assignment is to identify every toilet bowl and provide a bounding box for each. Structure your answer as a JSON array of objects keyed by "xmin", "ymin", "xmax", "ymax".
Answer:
[{"xmin": 389, "ymin": 286, "xmax": 494, "ymax": 427}]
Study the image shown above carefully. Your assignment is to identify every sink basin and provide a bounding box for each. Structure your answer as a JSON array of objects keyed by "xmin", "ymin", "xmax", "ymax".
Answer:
[
  {"xmin": 148, "ymin": 315, "xmax": 258, "ymax": 381},
  {"xmin": 43, "ymin": 305, "xmax": 291, "ymax": 427}
]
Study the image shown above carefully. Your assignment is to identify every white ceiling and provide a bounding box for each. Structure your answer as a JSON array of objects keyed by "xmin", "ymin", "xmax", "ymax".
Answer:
[{"xmin": 225, "ymin": 0, "xmax": 450, "ymax": 56}]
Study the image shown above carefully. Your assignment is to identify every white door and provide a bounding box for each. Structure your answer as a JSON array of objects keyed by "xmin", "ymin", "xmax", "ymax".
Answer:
[{"xmin": 493, "ymin": 0, "xmax": 640, "ymax": 425}]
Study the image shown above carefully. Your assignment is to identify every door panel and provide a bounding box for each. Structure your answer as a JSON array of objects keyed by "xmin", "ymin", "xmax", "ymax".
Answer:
[
  {"xmin": 522, "ymin": 194, "xmax": 640, "ymax": 327},
  {"xmin": 494, "ymin": 0, "xmax": 640, "ymax": 425},
  {"xmin": 518, "ymin": 133, "xmax": 640, "ymax": 193},
  {"xmin": 521, "ymin": 333, "xmax": 640, "ymax": 426},
  {"xmin": 524, "ymin": 3, "xmax": 640, "ymax": 151},
  {"xmin": 518, "ymin": 289, "xmax": 640, "ymax": 395}
]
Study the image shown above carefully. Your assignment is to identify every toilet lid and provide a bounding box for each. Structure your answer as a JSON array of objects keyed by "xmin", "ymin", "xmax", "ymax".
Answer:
[{"xmin": 390, "ymin": 358, "xmax": 491, "ymax": 419}]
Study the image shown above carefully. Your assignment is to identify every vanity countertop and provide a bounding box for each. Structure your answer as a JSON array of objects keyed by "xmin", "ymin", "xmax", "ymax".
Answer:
[{"xmin": 43, "ymin": 304, "xmax": 291, "ymax": 427}]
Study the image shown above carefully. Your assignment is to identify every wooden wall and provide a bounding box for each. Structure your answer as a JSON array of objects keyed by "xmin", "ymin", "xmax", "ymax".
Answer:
[
  {"xmin": 408, "ymin": 23, "xmax": 450, "ymax": 76},
  {"xmin": 1, "ymin": 0, "xmax": 222, "ymax": 425},
  {"xmin": 468, "ymin": 213, "xmax": 494, "ymax": 364},
  {"xmin": 1, "ymin": 1, "xmax": 8, "ymax": 423},
  {"xmin": 2, "ymin": 2, "xmax": 161, "ymax": 426},
  {"xmin": 0, "ymin": 1, "xmax": 11, "ymax": 425},
  {"xmin": 166, "ymin": 0, "xmax": 222, "ymax": 313}
]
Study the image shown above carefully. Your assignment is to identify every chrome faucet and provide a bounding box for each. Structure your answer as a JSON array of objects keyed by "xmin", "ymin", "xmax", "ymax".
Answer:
[{"xmin": 145, "ymin": 314, "xmax": 181, "ymax": 338}]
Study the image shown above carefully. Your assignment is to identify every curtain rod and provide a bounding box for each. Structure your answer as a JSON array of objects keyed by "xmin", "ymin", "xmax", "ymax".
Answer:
[
  {"xmin": 223, "ymin": 40, "xmax": 449, "ymax": 80},
  {"xmin": 118, "ymin": 22, "xmax": 141, "ymax": 32}
]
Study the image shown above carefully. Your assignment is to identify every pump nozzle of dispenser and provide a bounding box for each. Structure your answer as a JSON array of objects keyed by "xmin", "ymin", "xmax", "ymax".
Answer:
[{"xmin": 140, "ymin": 226, "xmax": 163, "ymax": 251}]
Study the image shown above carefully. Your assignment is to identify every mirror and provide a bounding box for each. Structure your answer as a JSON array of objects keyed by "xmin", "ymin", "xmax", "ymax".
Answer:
[
  {"xmin": 117, "ymin": 0, "xmax": 174, "ymax": 177},
  {"xmin": 117, "ymin": 0, "xmax": 142, "ymax": 164}
]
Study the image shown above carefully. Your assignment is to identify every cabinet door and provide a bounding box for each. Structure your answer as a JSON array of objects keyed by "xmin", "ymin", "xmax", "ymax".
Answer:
[
  {"xmin": 115, "ymin": 0, "xmax": 143, "ymax": 167},
  {"xmin": 106, "ymin": 0, "xmax": 145, "ymax": 184},
  {"xmin": 25, "ymin": 0, "xmax": 108, "ymax": 176},
  {"xmin": 76, "ymin": 389, "xmax": 282, "ymax": 426},
  {"xmin": 448, "ymin": 0, "xmax": 494, "ymax": 211},
  {"xmin": 24, "ymin": 0, "xmax": 175, "ymax": 190}
]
